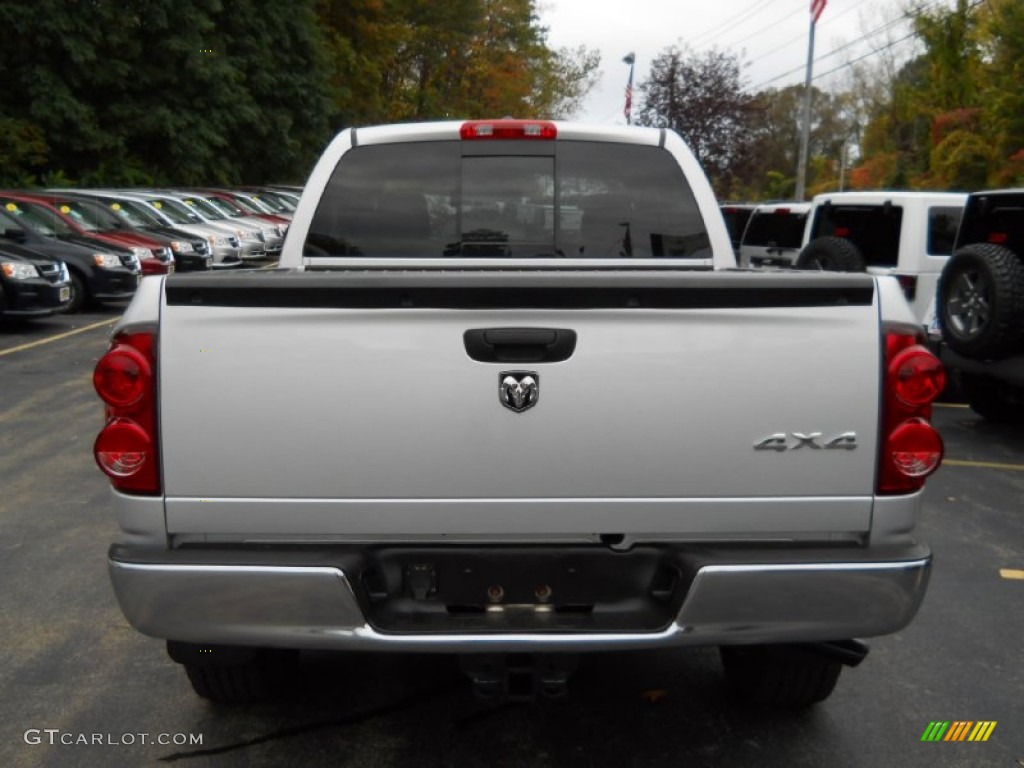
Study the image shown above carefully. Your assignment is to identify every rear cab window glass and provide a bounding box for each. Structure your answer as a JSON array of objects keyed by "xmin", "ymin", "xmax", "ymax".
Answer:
[
  {"xmin": 742, "ymin": 208, "xmax": 808, "ymax": 249},
  {"xmin": 809, "ymin": 204, "xmax": 903, "ymax": 267},
  {"xmin": 304, "ymin": 140, "xmax": 711, "ymax": 259},
  {"xmin": 926, "ymin": 206, "xmax": 963, "ymax": 256}
]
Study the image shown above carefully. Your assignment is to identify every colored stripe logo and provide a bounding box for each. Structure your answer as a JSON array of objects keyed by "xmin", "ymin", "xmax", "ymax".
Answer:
[{"xmin": 921, "ymin": 721, "xmax": 997, "ymax": 742}]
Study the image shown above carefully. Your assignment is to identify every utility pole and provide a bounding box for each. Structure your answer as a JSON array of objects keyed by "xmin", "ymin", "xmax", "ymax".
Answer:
[
  {"xmin": 795, "ymin": 18, "xmax": 816, "ymax": 201},
  {"xmin": 797, "ymin": 0, "xmax": 827, "ymax": 200}
]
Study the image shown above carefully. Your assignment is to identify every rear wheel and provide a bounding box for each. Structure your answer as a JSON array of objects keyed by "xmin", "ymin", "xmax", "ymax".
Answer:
[
  {"xmin": 168, "ymin": 642, "xmax": 298, "ymax": 705},
  {"xmin": 720, "ymin": 645, "xmax": 843, "ymax": 707},
  {"xmin": 938, "ymin": 243, "xmax": 1024, "ymax": 360},
  {"xmin": 794, "ymin": 237, "xmax": 866, "ymax": 272},
  {"xmin": 959, "ymin": 372, "xmax": 1024, "ymax": 424}
]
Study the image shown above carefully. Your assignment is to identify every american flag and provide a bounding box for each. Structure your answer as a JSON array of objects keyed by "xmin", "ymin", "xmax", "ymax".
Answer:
[
  {"xmin": 623, "ymin": 52, "xmax": 636, "ymax": 124},
  {"xmin": 811, "ymin": 0, "xmax": 826, "ymax": 24}
]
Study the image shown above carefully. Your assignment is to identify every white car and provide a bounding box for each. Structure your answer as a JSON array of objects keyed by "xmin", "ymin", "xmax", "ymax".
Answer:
[{"xmin": 738, "ymin": 202, "xmax": 811, "ymax": 268}]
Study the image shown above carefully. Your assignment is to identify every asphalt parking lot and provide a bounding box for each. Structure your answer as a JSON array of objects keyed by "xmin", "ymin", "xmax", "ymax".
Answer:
[{"xmin": 1, "ymin": 305, "xmax": 1021, "ymax": 768}]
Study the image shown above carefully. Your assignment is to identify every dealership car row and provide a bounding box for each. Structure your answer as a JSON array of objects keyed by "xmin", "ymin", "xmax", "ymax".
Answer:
[{"xmin": 0, "ymin": 186, "xmax": 299, "ymax": 317}]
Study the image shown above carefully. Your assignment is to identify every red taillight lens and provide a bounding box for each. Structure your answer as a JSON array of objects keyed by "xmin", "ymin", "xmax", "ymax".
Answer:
[
  {"xmin": 94, "ymin": 345, "xmax": 151, "ymax": 407},
  {"xmin": 834, "ymin": 227, "xmax": 851, "ymax": 237},
  {"xmin": 895, "ymin": 274, "xmax": 917, "ymax": 301},
  {"xmin": 885, "ymin": 418, "xmax": 944, "ymax": 478},
  {"xmin": 460, "ymin": 120, "xmax": 557, "ymax": 140},
  {"xmin": 95, "ymin": 419, "xmax": 153, "ymax": 477},
  {"xmin": 890, "ymin": 345, "xmax": 946, "ymax": 406},
  {"xmin": 878, "ymin": 330, "xmax": 944, "ymax": 494},
  {"xmin": 93, "ymin": 331, "xmax": 159, "ymax": 495},
  {"xmin": 988, "ymin": 232, "xmax": 1008, "ymax": 245}
]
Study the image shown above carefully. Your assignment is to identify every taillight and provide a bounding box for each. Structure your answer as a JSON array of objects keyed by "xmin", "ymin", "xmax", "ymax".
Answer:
[
  {"xmin": 988, "ymin": 232, "xmax": 1008, "ymax": 245},
  {"xmin": 895, "ymin": 274, "xmax": 917, "ymax": 301},
  {"xmin": 878, "ymin": 331, "xmax": 944, "ymax": 494},
  {"xmin": 93, "ymin": 331, "xmax": 160, "ymax": 494},
  {"xmin": 460, "ymin": 120, "xmax": 557, "ymax": 140}
]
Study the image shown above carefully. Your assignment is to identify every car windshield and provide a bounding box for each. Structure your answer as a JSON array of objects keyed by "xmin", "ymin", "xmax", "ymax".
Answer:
[
  {"xmin": 146, "ymin": 198, "xmax": 195, "ymax": 226},
  {"xmin": 0, "ymin": 200, "xmax": 74, "ymax": 237},
  {"xmin": 251, "ymin": 192, "xmax": 293, "ymax": 213},
  {"xmin": 52, "ymin": 199, "xmax": 120, "ymax": 232},
  {"xmin": 180, "ymin": 197, "xmax": 227, "ymax": 220},
  {"xmin": 204, "ymin": 197, "xmax": 246, "ymax": 217},
  {"xmin": 103, "ymin": 199, "xmax": 164, "ymax": 228},
  {"xmin": 304, "ymin": 140, "xmax": 710, "ymax": 259}
]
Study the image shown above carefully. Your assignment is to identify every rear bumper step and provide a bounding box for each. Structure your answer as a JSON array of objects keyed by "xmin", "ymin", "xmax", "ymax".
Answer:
[{"xmin": 108, "ymin": 544, "xmax": 930, "ymax": 652}]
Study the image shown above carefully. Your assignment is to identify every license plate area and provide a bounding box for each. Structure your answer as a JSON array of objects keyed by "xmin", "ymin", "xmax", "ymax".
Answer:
[
  {"xmin": 59, "ymin": 286, "xmax": 70, "ymax": 302},
  {"xmin": 359, "ymin": 547, "xmax": 687, "ymax": 633}
]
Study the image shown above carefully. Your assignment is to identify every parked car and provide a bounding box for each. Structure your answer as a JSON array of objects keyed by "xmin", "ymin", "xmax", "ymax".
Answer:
[
  {"xmin": 0, "ymin": 243, "xmax": 71, "ymax": 319},
  {"xmin": 932, "ymin": 188, "xmax": 1024, "ymax": 423},
  {"xmin": 796, "ymin": 191, "xmax": 966, "ymax": 324},
  {"xmin": 240, "ymin": 188, "xmax": 297, "ymax": 217},
  {"xmin": 37, "ymin": 192, "xmax": 213, "ymax": 272},
  {"xmin": 0, "ymin": 193, "xmax": 172, "ymax": 276},
  {"xmin": 0, "ymin": 205, "xmax": 140, "ymax": 312},
  {"xmin": 719, "ymin": 203, "xmax": 757, "ymax": 255},
  {"xmin": 68, "ymin": 191, "xmax": 244, "ymax": 268},
  {"xmin": 183, "ymin": 190, "xmax": 285, "ymax": 256},
  {"xmin": 159, "ymin": 192, "xmax": 267, "ymax": 262},
  {"xmin": 738, "ymin": 202, "xmax": 811, "ymax": 268},
  {"xmin": 96, "ymin": 119, "xmax": 944, "ymax": 707}
]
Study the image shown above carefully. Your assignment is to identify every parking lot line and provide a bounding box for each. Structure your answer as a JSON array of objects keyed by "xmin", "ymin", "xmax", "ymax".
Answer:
[
  {"xmin": 943, "ymin": 459, "xmax": 1024, "ymax": 472},
  {"xmin": 999, "ymin": 569, "xmax": 1024, "ymax": 580},
  {"xmin": 0, "ymin": 318, "xmax": 117, "ymax": 358}
]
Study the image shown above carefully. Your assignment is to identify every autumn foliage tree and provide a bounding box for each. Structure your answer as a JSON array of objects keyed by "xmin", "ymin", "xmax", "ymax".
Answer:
[{"xmin": 0, "ymin": 0, "xmax": 598, "ymax": 186}]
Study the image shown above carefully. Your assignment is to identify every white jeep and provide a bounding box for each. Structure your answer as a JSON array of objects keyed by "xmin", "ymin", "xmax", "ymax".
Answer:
[{"xmin": 796, "ymin": 191, "xmax": 966, "ymax": 325}]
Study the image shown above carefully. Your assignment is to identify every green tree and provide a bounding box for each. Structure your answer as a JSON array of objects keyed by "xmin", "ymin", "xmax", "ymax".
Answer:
[{"xmin": 0, "ymin": 0, "xmax": 333, "ymax": 185}]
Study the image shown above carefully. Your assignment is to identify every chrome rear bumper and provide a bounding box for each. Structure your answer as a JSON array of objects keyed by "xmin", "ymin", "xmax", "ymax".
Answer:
[{"xmin": 108, "ymin": 545, "xmax": 930, "ymax": 652}]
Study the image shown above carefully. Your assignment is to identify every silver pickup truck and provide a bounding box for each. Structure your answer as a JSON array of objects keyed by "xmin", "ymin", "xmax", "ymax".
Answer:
[{"xmin": 93, "ymin": 120, "xmax": 946, "ymax": 706}]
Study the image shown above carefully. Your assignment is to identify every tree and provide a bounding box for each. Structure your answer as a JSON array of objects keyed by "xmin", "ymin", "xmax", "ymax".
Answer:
[
  {"xmin": 636, "ymin": 45, "xmax": 754, "ymax": 194},
  {"xmin": 0, "ymin": 0, "xmax": 334, "ymax": 185},
  {"xmin": 316, "ymin": 0, "xmax": 599, "ymax": 125}
]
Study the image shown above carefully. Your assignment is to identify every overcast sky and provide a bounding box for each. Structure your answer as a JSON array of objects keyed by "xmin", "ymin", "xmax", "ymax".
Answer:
[{"xmin": 538, "ymin": 0, "xmax": 950, "ymax": 124}]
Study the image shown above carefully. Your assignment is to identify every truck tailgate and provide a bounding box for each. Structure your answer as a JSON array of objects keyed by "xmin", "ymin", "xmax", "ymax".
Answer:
[{"xmin": 159, "ymin": 271, "xmax": 881, "ymax": 538}]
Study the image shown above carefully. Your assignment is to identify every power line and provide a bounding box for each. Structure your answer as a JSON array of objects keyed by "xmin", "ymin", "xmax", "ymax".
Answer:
[
  {"xmin": 748, "ymin": 0, "xmax": 955, "ymax": 90},
  {"xmin": 687, "ymin": 0, "xmax": 779, "ymax": 47}
]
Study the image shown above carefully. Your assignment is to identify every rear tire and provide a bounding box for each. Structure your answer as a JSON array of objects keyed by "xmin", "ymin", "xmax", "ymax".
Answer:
[
  {"xmin": 179, "ymin": 649, "xmax": 297, "ymax": 705},
  {"xmin": 794, "ymin": 237, "xmax": 866, "ymax": 272},
  {"xmin": 937, "ymin": 243, "xmax": 1024, "ymax": 360},
  {"xmin": 720, "ymin": 645, "xmax": 842, "ymax": 707},
  {"xmin": 959, "ymin": 372, "xmax": 1024, "ymax": 424}
]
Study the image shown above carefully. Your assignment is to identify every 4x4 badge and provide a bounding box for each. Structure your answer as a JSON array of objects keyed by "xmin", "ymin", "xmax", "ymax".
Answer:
[{"xmin": 499, "ymin": 372, "xmax": 539, "ymax": 412}]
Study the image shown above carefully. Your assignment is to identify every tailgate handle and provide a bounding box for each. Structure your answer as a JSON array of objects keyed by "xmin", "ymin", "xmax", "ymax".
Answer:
[{"xmin": 464, "ymin": 328, "xmax": 577, "ymax": 363}]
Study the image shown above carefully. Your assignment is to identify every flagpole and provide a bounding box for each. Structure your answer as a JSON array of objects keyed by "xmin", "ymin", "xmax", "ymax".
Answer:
[
  {"xmin": 623, "ymin": 52, "xmax": 636, "ymax": 125},
  {"xmin": 795, "ymin": 15, "xmax": 816, "ymax": 201}
]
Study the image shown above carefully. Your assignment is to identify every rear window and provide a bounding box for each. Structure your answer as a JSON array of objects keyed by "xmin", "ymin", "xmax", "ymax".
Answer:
[
  {"xmin": 720, "ymin": 205, "xmax": 754, "ymax": 251},
  {"xmin": 742, "ymin": 209, "xmax": 808, "ymax": 249},
  {"xmin": 304, "ymin": 141, "xmax": 710, "ymax": 259},
  {"xmin": 809, "ymin": 204, "xmax": 903, "ymax": 267},
  {"xmin": 926, "ymin": 206, "xmax": 962, "ymax": 256},
  {"xmin": 956, "ymin": 193, "xmax": 1024, "ymax": 253}
]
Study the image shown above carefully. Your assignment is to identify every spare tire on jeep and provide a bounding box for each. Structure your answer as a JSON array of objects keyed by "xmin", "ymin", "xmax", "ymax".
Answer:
[
  {"xmin": 937, "ymin": 243, "xmax": 1024, "ymax": 360},
  {"xmin": 794, "ymin": 237, "xmax": 866, "ymax": 272}
]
